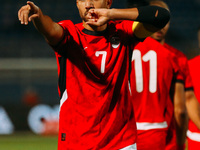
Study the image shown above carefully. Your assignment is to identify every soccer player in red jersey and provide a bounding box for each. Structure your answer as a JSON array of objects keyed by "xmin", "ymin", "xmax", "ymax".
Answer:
[
  {"xmin": 187, "ymin": 27, "xmax": 200, "ymax": 150},
  {"xmin": 18, "ymin": 0, "xmax": 170, "ymax": 149},
  {"xmin": 130, "ymin": 0, "xmax": 188, "ymax": 149},
  {"xmin": 150, "ymin": 1, "xmax": 200, "ymax": 150},
  {"xmin": 130, "ymin": 36, "xmax": 182, "ymax": 150}
]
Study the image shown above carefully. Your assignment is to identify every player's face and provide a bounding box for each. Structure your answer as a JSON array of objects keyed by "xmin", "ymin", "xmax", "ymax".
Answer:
[
  {"xmin": 150, "ymin": 2, "xmax": 170, "ymax": 43},
  {"xmin": 76, "ymin": 0, "xmax": 111, "ymax": 22},
  {"xmin": 151, "ymin": 22, "xmax": 170, "ymax": 42}
]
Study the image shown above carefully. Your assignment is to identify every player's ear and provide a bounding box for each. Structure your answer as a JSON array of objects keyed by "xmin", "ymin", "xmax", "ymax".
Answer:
[
  {"xmin": 106, "ymin": 0, "xmax": 112, "ymax": 9},
  {"xmin": 76, "ymin": 0, "xmax": 80, "ymax": 10}
]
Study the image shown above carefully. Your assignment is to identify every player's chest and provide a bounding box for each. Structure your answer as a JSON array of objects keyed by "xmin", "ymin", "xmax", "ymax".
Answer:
[
  {"xmin": 80, "ymin": 35, "xmax": 125, "ymax": 74},
  {"xmin": 82, "ymin": 36, "xmax": 122, "ymax": 57}
]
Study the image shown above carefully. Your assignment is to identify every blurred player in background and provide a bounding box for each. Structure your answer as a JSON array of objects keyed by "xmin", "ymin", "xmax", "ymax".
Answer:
[
  {"xmin": 18, "ymin": 0, "xmax": 170, "ymax": 149},
  {"xmin": 129, "ymin": 0, "xmax": 188, "ymax": 149},
  {"xmin": 150, "ymin": 1, "xmax": 200, "ymax": 149},
  {"xmin": 187, "ymin": 26, "xmax": 200, "ymax": 150},
  {"xmin": 130, "ymin": 36, "xmax": 182, "ymax": 150}
]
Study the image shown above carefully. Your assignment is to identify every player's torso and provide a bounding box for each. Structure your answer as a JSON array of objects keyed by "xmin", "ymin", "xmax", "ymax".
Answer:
[
  {"xmin": 130, "ymin": 37, "xmax": 176, "ymax": 124},
  {"xmin": 56, "ymin": 20, "xmax": 137, "ymax": 149},
  {"xmin": 63, "ymin": 22, "xmax": 132, "ymax": 107}
]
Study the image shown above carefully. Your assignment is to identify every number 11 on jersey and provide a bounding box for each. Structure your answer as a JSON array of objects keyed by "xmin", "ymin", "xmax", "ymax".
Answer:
[{"xmin": 132, "ymin": 50, "xmax": 157, "ymax": 93}]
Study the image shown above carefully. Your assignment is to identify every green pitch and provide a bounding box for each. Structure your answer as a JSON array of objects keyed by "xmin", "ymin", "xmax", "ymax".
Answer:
[
  {"xmin": 0, "ymin": 132, "xmax": 58, "ymax": 150},
  {"xmin": 0, "ymin": 132, "xmax": 189, "ymax": 150}
]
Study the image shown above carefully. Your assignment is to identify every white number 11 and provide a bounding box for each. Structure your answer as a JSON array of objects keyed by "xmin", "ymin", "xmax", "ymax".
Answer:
[{"xmin": 132, "ymin": 50, "xmax": 157, "ymax": 93}]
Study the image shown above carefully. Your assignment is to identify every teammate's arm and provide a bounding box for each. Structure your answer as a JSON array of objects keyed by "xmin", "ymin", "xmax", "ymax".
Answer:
[
  {"xmin": 18, "ymin": 1, "xmax": 63, "ymax": 46},
  {"xmin": 185, "ymin": 90, "xmax": 200, "ymax": 129},
  {"xmin": 86, "ymin": 6, "xmax": 170, "ymax": 38},
  {"xmin": 173, "ymin": 82, "xmax": 188, "ymax": 146}
]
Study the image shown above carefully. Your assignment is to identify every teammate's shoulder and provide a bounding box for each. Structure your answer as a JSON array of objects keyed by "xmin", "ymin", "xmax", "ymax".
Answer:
[
  {"xmin": 164, "ymin": 43, "xmax": 186, "ymax": 57},
  {"xmin": 164, "ymin": 43, "xmax": 178, "ymax": 52},
  {"xmin": 144, "ymin": 37, "xmax": 165, "ymax": 48},
  {"xmin": 189, "ymin": 55, "xmax": 200, "ymax": 64},
  {"xmin": 137, "ymin": 37, "xmax": 169, "ymax": 53}
]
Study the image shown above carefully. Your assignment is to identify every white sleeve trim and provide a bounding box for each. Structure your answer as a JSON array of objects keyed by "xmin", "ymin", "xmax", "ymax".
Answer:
[{"xmin": 120, "ymin": 143, "xmax": 137, "ymax": 150}]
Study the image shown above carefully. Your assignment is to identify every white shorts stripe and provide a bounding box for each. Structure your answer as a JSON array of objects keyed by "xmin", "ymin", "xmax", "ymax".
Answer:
[
  {"xmin": 120, "ymin": 143, "xmax": 137, "ymax": 150},
  {"xmin": 60, "ymin": 89, "xmax": 68, "ymax": 109},
  {"xmin": 136, "ymin": 121, "xmax": 168, "ymax": 130},
  {"xmin": 187, "ymin": 130, "xmax": 200, "ymax": 142}
]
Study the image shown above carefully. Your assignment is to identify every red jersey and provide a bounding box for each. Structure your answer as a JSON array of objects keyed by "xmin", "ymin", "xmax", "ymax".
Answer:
[
  {"xmin": 164, "ymin": 43, "xmax": 193, "ymax": 90},
  {"xmin": 163, "ymin": 43, "xmax": 193, "ymax": 150},
  {"xmin": 52, "ymin": 20, "xmax": 137, "ymax": 150},
  {"xmin": 188, "ymin": 55, "xmax": 200, "ymax": 143},
  {"xmin": 130, "ymin": 37, "xmax": 181, "ymax": 150}
]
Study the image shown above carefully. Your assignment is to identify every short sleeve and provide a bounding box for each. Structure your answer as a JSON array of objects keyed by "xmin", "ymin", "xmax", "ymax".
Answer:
[
  {"xmin": 115, "ymin": 20, "xmax": 134, "ymax": 37},
  {"xmin": 180, "ymin": 56, "xmax": 193, "ymax": 90},
  {"xmin": 50, "ymin": 20, "xmax": 75, "ymax": 54}
]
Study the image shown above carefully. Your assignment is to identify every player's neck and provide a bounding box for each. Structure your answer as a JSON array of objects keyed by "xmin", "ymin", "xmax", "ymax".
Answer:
[
  {"xmin": 83, "ymin": 22, "xmax": 107, "ymax": 32},
  {"xmin": 160, "ymin": 39, "xmax": 165, "ymax": 45}
]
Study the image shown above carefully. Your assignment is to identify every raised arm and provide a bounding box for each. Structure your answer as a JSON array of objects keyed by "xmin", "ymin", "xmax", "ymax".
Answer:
[
  {"xmin": 86, "ymin": 6, "xmax": 170, "ymax": 38},
  {"xmin": 18, "ymin": 1, "xmax": 63, "ymax": 46}
]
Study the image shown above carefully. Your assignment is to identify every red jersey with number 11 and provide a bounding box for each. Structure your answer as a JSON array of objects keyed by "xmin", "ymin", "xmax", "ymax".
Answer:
[{"xmin": 130, "ymin": 37, "xmax": 181, "ymax": 150}]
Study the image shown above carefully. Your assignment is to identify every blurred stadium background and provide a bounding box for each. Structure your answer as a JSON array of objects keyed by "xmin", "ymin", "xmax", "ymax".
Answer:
[{"xmin": 0, "ymin": 0, "xmax": 199, "ymax": 149}]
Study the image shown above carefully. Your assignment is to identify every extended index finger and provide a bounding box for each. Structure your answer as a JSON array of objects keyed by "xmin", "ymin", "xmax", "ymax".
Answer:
[{"xmin": 27, "ymin": 1, "xmax": 38, "ymax": 13}]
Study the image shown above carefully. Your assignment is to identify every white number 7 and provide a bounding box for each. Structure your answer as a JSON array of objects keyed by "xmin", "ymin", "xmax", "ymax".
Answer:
[{"xmin": 95, "ymin": 51, "xmax": 107, "ymax": 73}]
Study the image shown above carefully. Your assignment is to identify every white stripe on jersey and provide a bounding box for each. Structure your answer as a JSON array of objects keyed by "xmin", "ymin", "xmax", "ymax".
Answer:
[
  {"xmin": 120, "ymin": 143, "xmax": 137, "ymax": 150},
  {"xmin": 187, "ymin": 130, "xmax": 200, "ymax": 142},
  {"xmin": 136, "ymin": 121, "xmax": 168, "ymax": 130},
  {"xmin": 60, "ymin": 89, "xmax": 68, "ymax": 109},
  {"xmin": 128, "ymin": 81, "xmax": 132, "ymax": 96}
]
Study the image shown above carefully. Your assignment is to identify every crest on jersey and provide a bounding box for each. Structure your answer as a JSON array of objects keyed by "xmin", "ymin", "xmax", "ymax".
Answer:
[{"xmin": 110, "ymin": 35, "xmax": 120, "ymax": 49}]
